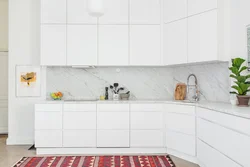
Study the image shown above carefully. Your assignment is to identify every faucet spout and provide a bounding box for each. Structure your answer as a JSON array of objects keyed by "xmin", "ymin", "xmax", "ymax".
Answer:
[{"xmin": 187, "ymin": 74, "xmax": 199, "ymax": 102}]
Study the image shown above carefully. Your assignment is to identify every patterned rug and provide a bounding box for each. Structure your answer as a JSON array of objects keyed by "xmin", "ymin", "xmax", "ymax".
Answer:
[{"xmin": 13, "ymin": 155, "xmax": 175, "ymax": 167}]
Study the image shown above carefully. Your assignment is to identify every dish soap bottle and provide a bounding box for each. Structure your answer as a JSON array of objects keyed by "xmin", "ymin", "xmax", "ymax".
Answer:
[{"xmin": 105, "ymin": 87, "xmax": 109, "ymax": 100}]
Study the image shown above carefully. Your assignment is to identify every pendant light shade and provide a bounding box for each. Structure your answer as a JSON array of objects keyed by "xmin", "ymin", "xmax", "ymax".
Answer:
[{"xmin": 88, "ymin": 0, "xmax": 104, "ymax": 17}]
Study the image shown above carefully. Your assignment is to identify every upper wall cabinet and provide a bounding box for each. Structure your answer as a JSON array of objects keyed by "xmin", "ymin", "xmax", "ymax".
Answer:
[
  {"xmin": 188, "ymin": 0, "xmax": 217, "ymax": 16},
  {"xmin": 188, "ymin": 10, "xmax": 218, "ymax": 63},
  {"xmin": 130, "ymin": 0, "xmax": 161, "ymax": 24},
  {"xmin": 67, "ymin": 25, "xmax": 98, "ymax": 66},
  {"xmin": 67, "ymin": 0, "xmax": 97, "ymax": 24},
  {"xmin": 130, "ymin": 25, "xmax": 161, "ymax": 65},
  {"xmin": 41, "ymin": 0, "xmax": 66, "ymax": 24},
  {"xmin": 164, "ymin": 0, "xmax": 187, "ymax": 23},
  {"xmin": 98, "ymin": 0, "xmax": 129, "ymax": 24},
  {"xmin": 41, "ymin": 25, "xmax": 67, "ymax": 66}
]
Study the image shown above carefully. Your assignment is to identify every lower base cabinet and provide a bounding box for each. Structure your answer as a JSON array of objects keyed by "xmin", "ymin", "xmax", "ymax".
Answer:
[
  {"xmin": 35, "ymin": 130, "xmax": 62, "ymax": 148},
  {"xmin": 63, "ymin": 130, "xmax": 96, "ymax": 147}
]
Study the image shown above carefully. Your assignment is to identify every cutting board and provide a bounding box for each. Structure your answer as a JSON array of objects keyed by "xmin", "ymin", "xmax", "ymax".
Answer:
[{"xmin": 175, "ymin": 83, "xmax": 187, "ymax": 100}]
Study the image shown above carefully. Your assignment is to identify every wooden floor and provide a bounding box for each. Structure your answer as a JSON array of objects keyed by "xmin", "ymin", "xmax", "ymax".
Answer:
[{"xmin": 0, "ymin": 135, "xmax": 199, "ymax": 167}]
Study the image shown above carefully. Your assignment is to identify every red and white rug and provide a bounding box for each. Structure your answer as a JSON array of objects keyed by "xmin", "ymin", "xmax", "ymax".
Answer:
[{"xmin": 13, "ymin": 155, "xmax": 175, "ymax": 167}]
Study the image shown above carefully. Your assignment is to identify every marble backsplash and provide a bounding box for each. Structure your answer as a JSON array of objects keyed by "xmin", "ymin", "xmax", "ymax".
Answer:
[{"xmin": 46, "ymin": 62, "xmax": 230, "ymax": 102}]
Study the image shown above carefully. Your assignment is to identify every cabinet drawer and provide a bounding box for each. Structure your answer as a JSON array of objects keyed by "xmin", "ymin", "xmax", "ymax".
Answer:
[
  {"xmin": 98, "ymin": 104, "xmax": 129, "ymax": 112},
  {"xmin": 197, "ymin": 139, "xmax": 241, "ymax": 167},
  {"xmin": 35, "ymin": 130, "xmax": 62, "ymax": 147},
  {"xmin": 197, "ymin": 118, "xmax": 250, "ymax": 167},
  {"xmin": 164, "ymin": 104, "xmax": 195, "ymax": 115},
  {"xmin": 64, "ymin": 112, "xmax": 96, "ymax": 130},
  {"xmin": 197, "ymin": 107, "xmax": 250, "ymax": 136},
  {"xmin": 64, "ymin": 104, "xmax": 96, "ymax": 112},
  {"xmin": 130, "ymin": 104, "xmax": 163, "ymax": 112},
  {"xmin": 35, "ymin": 104, "xmax": 62, "ymax": 112},
  {"xmin": 35, "ymin": 112, "xmax": 62, "ymax": 130},
  {"xmin": 97, "ymin": 130, "xmax": 130, "ymax": 148},
  {"xmin": 130, "ymin": 130, "xmax": 164, "ymax": 148},
  {"xmin": 97, "ymin": 111, "xmax": 129, "ymax": 130},
  {"xmin": 131, "ymin": 111, "xmax": 163, "ymax": 129},
  {"xmin": 166, "ymin": 113, "xmax": 195, "ymax": 135},
  {"xmin": 166, "ymin": 131, "xmax": 196, "ymax": 156},
  {"xmin": 63, "ymin": 130, "xmax": 96, "ymax": 147}
]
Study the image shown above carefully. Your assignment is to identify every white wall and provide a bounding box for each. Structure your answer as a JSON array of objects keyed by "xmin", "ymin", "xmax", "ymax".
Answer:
[{"xmin": 0, "ymin": 0, "xmax": 8, "ymax": 51}]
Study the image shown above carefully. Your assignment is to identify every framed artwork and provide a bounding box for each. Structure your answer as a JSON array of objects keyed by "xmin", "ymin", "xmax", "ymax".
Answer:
[{"xmin": 16, "ymin": 65, "xmax": 41, "ymax": 97}]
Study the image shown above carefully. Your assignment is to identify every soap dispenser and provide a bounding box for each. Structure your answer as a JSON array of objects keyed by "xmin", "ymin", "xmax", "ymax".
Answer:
[{"xmin": 105, "ymin": 87, "xmax": 109, "ymax": 100}]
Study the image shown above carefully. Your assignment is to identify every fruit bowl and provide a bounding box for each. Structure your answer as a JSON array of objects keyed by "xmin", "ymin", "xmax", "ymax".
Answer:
[{"xmin": 50, "ymin": 92, "xmax": 63, "ymax": 100}]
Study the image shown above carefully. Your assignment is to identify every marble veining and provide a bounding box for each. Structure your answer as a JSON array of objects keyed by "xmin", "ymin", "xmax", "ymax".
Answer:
[{"xmin": 46, "ymin": 62, "xmax": 230, "ymax": 102}]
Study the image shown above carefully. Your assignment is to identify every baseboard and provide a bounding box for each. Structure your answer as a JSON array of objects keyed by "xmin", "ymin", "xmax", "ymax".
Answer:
[
  {"xmin": 6, "ymin": 137, "xmax": 34, "ymax": 145},
  {"xmin": 0, "ymin": 127, "xmax": 8, "ymax": 134}
]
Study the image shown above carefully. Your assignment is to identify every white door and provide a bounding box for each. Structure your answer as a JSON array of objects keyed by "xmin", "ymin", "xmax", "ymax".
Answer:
[
  {"xmin": 41, "ymin": 0, "xmax": 66, "ymax": 23},
  {"xmin": 188, "ymin": 0, "xmax": 217, "ymax": 16},
  {"xmin": 41, "ymin": 25, "xmax": 67, "ymax": 65},
  {"xmin": 163, "ymin": 0, "xmax": 187, "ymax": 23},
  {"xmin": 98, "ymin": 25, "xmax": 129, "ymax": 65},
  {"xmin": 67, "ymin": 25, "xmax": 98, "ymax": 65},
  {"xmin": 130, "ymin": 0, "xmax": 161, "ymax": 24},
  {"xmin": 188, "ymin": 10, "xmax": 218, "ymax": 63},
  {"xmin": 163, "ymin": 19, "xmax": 187, "ymax": 65},
  {"xmin": 130, "ymin": 25, "xmax": 161, "ymax": 65},
  {"xmin": 0, "ymin": 52, "xmax": 8, "ymax": 134}
]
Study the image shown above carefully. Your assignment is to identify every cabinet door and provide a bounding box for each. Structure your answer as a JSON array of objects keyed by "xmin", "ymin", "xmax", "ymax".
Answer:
[
  {"xmin": 41, "ymin": 25, "xmax": 66, "ymax": 65},
  {"xmin": 164, "ymin": 0, "xmax": 187, "ymax": 23},
  {"xmin": 98, "ymin": 25, "xmax": 129, "ymax": 65},
  {"xmin": 130, "ymin": 25, "xmax": 161, "ymax": 65},
  {"xmin": 188, "ymin": 0, "xmax": 217, "ymax": 16},
  {"xmin": 67, "ymin": 0, "xmax": 97, "ymax": 24},
  {"xmin": 98, "ymin": 0, "xmax": 128, "ymax": 24},
  {"xmin": 131, "ymin": 112, "xmax": 163, "ymax": 129},
  {"xmin": 163, "ymin": 19, "xmax": 187, "ymax": 65},
  {"xmin": 131, "ymin": 130, "xmax": 164, "ymax": 147},
  {"xmin": 188, "ymin": 10, "xmax": 217, "ymax": 63},
  {"xmin": 35, "ymin": 130, "xmax": 62, "ymax": 147},
  {"xmin": 35, "ymin": 111, "xmax": 62, "ymax": 130},
  {"xmin": 130, "ymin": 0, "xmax": 161, "ymax": 24},
  {"xmin": 41, "ymin": 0, "xmax": 66, "ymax": 23},
  {"xmin": 63, "ymin": 130, "xmax": 96, "ymax": 147},
  {"xmin": 67, "ymin": 25, "xmax": 97, "ymax": 65}
]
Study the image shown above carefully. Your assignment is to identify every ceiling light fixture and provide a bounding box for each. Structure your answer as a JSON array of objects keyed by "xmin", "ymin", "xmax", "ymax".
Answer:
[{"xmin": 87, "ymin": 0, "xmax": 104, "ymax": 17}]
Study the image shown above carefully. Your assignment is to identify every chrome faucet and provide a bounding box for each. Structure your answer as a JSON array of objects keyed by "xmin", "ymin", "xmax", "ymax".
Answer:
[{"xmin": 187, "ymin": 74, "xmax": 199, "ymax": 102}]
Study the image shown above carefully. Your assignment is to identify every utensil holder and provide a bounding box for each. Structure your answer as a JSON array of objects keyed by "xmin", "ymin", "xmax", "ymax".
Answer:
[{"xmin": 113, "ymin": 94, "xmax": 120, "ymax": 100}]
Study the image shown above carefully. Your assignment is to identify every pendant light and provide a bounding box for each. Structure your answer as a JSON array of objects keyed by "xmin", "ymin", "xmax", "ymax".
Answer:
[{"xmin": 87, "ymin": 0, "xmax": 104, "ymax": 17}]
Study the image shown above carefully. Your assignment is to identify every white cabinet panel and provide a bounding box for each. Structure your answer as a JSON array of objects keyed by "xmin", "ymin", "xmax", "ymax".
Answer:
[
  {"xmin": 163, "ymin": 19, "xmax": 187, "ymax": 65},
  {"xmin": 97, "ymin": 112, "xmax": 129, "ymax": 130},
  {"xmin": 41, "ymin": 25, "xmax": 66, "ymax": 66},
  {"xmin": 35, "ymin": 104, "xmax": 62, "ymax": 112},
  {"xmin": 188, "ymin": 0, "xmax": 217, "ymax": 16},
  {"xmin": 67, "ymin": 0, "xmax": 97, "ymax": 24},
  {"xmin": 64, "ymin": 104, "xmax": 96, "ymax": 112},
  {"xmin": 131, "ymin": 112, "xmax": 163, "ymax": 129},
  {"xmin": 197, "ymin": 139, "xmax": 241, "ymax": 167},
  {"xmin": 164, "ymin": 0, "xmax": 187, "ymax": 23},
  {"xmin": 98, "ymin": 25, "xmax": 129, "ymax": 65},
  {"xmin": 97, "ymin": 130, "xmax": 130, "ymax": 148},
  {"xmin": 130, "ymin": 104, "xmax": 163, "ymax": 112},
  {"xmin": 166, "ymin": 131, "xmax": 196, "ymax": 156},
  {"xmin": 98, "ymin": 104, "xmax": 129, "ymax": 112},
  {"xmin": 165, "ymin": 113, "xmax": 195, "ymax": 135},
  {"xmin": 67, "ymin": 25, "xmax": 98, "ymax": 65},
  {"xmin": 98, "ymin": 0, "xmax": 129, "ymax": 24},
  {"xmin": 35, "ymin": 130, "xmax": 62, "ymax": 147},
  {"xmin": 41, "ymin": 0, "xmax": 66, "ymax": 23},
  {"xmin": 63, "ymin": 130, "xmax": 96, "ymax": 147},
  {"xmin": 131, "ymin": 130, "xmax": 164, "ymax": 148},
  {"xmin": 130, "ymin": 0, "xmax": 161, "ymax": 24},
  {"xmin": 130, "ymin": 25, "xmax": 161, "ymax": 65},
  {"xmin": 164, "ymin": 104, "xmax": 195, "ymax": 115},
  {"xmin": 64, "ymin": 112, "xmax": 96, "ymax": 130},
  {"xmin": 188, "ymin": 10, "xmax": 218, "ymax": 63},
  {"xmin": 35, "ymin": 112, "xmax": 62, "ymax": 130}
]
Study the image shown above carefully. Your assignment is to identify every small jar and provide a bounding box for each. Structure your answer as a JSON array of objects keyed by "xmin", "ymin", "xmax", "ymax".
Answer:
[{"xmin": 113, "ymin": 94, "xmax": 120, "ymax": 100}]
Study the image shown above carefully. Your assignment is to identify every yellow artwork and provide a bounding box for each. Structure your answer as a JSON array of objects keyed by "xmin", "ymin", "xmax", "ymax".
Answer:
[{"xmin": 20, "ymin": 72, "xmax": 37, "ymax": 86}]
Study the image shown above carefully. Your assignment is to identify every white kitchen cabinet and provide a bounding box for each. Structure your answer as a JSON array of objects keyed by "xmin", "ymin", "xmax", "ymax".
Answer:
[
  {"xmin": 98, "ymin": 0, "xmax": 129, "ymax": 24},
  {"xmin": 163, "ymin": 19, "xmax": 187, "ymax": 65},
  {"xmin": 164, "ymin": 104, "xmax": 195, "ymax": 115},
  {"xmin": 40, "ymin": 25, "xmax": 66, "ymax": 66},
  {"xmin": 97, "ymin": 103, "xmax": 129, "ymax": 112},
  {"xmin": 130, "ymin": 103, "xmax": 163, "ymax": 112},
  {"xmin": 130, "ymin": 0, "xmax": 161, "ymax": 24},
  {"xmin": 35, "ymin": 111, "xmax": 62, "ymax": 130},
  {"xmin": 97, "ymin": 130, "xmax": 130, "ymax": 148},
  {"xmin": 130, "ymin": 25, "xmax": 161, "ymax": 65},
  {"xmin": 67, "ymin": 25, "xmax": 98, "ymax": 65},
  {"xmin": 35, "ymin": 130, "xmax": 62, "ymax": 147},
  {"xmin": 163, "ymin": 0, "xmax": 187, "ymax": 23},
  {"xmin": 41, "ymin": 0, "xmax": 66, "ymax": 23},
  {"xmin": 63, "ymin": 130, "xmax": 96, "ymax": 147},
  {"xmin": 188, "ymin": 10, "xmax": 218, "ymax": 63},
  {"xmin": 188, "ymin": 0, "xmax": 217, "ymax": 16},
  {"xmin": 98, "ymin": 25, "xmax": 129, "ymax": 65},
  {"xmin": 67, "ymin": 0, "xmax": 97, "ymax": 24}
]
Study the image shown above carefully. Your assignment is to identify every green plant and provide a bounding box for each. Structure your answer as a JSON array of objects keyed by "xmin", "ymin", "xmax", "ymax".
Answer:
[{"xmin": 229, "ymin": 58, "xmax": 250, "ymax": 95}]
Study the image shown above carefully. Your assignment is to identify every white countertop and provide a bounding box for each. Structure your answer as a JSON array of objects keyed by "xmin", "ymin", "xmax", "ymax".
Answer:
[{"xmin": 41, "ymin": 99, "xmax": 250, "ymax": 119}]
